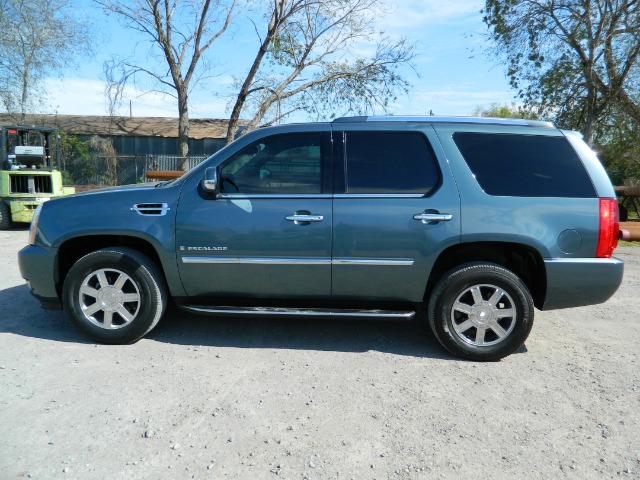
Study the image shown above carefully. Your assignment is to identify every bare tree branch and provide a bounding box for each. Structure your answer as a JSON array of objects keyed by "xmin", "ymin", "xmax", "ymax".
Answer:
[
  {"xmin": 95, "ymin": 0, "xmax": 238, "ymax": 165},
  {"xmin": 225, "ymin": 0, "xmax": 415, "ymax": 142}
]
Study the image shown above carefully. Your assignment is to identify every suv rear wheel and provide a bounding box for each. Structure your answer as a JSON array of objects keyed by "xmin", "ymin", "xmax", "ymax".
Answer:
[
  {"xmin": 428, "ymin": 262, "xmax": 534, "ymax": 361},
  {"xmin": 62, "ymin": 247, "xmax": 167, "ymax": 344}
]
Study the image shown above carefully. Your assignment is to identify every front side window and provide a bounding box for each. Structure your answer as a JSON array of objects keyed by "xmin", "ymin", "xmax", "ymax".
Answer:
[
  {"xmin": 344, "ymin": 132, "xmax": 440, "ymax": 194},
  {"xmin": 220, "ymin": 133, "xmax": 322, "ymax": 194}
]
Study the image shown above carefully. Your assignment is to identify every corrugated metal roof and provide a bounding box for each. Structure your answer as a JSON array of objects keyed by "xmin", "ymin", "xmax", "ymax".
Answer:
[{"xmin": 0, "ymin": 114, "xmax": 240, "ymax": 139}]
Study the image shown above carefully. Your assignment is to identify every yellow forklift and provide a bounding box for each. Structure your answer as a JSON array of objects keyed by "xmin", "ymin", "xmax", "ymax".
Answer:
[{"xmin": 0, "ymin": 125, "xmax": 75, "ymax": 229}]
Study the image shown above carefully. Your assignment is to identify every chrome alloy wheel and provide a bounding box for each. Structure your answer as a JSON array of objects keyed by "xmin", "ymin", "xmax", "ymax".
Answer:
[
  {"xmin": 79, "ymin": 268, "xmax": 141, "ymax": 329},
  {"xmin": 450, "ymin": 284, "xmax": 516, "ymax": 347}
]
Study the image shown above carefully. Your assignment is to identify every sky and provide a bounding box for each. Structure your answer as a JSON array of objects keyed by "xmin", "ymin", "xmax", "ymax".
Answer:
[{"xmin": 41, "ymin": 0, "xmax": 516, "ymax": 120}]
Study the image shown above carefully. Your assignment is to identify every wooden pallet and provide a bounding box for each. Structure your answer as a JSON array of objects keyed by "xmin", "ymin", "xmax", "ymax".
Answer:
[
  {"xmin": 145, "ymin": 170, "xmax": 185, "ymax": 181},
  {"xmin": 620, "ymin": 221, "xmax": 640, "ymax": 241}
]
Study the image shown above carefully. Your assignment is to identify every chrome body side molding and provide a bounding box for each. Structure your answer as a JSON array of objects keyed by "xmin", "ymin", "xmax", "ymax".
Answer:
[
  {"xmin": 181, "ymin": 257, "xmax": 332, "ymax": 265},
  {"xmin": 181, "ymin": 256, "xmax": 414, "ymax": 266},
  {"xmin": 332, "ymin": 258, "xmax": 415, "ymax": 266}
]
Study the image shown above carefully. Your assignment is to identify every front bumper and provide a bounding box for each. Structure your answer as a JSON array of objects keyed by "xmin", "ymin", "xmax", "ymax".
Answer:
[
  {"xmin": 542, "ymin": 257, "xmax": 624, "ymax": 310},
  {"xmin": 18, "ymin": 244, "xmax": 61, "ymax": 308}
]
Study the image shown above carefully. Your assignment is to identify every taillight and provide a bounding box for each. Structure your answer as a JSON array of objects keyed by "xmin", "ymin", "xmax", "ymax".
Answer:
[{"xmin": 596, "ymin": 198, "xmax": 619, "ymax": 258}]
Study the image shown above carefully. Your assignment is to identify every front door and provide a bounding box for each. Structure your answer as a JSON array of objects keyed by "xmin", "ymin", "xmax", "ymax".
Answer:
[{"xmin": 176, "ymin": 130, "xmax": 332, "ymax": 299}]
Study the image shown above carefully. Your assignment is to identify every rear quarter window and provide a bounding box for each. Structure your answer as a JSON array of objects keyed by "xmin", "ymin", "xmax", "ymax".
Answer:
[{"xmin": 452, "ymin": 132, "xmax": 596, "ymax": 198}]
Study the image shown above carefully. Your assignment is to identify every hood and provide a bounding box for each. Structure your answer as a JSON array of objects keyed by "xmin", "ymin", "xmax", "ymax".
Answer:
[{"xmin": 71, "ymin": 182, "xmax": 162, "ymax": 198}]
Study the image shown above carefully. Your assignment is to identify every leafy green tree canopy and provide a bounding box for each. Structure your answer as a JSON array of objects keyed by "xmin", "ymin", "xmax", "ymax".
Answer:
[
  {"xmin": 472, "ymin": 102, "xmax": 540, "ymax": 119},
  {"xmin": 482, "ymin": 0, "xmax": 640, "ymax": 145}
]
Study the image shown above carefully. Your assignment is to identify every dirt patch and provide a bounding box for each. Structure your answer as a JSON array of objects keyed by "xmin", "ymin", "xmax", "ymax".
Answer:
[{"xmin": 1, "ymin": 228, "xmax": 639, "ymax": 479}]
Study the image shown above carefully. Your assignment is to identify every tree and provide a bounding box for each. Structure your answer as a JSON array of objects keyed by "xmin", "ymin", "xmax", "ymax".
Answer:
[
  {"xmin": 58, "ymin": 132, "xmax": 91, "ymax": 185},
  {"xmin": 593, "ymin": 109, "xmax": 640, "ymax": 185},
  {"xmin": 0, "ymin": 0, "xmax": 92, "ymax": 122},
  {"xmin": 472, "ymin": 102, "xmax": 541, "ymax": 119},
  {"xmin": 97, "ymin": 0, "xmax": 238, "ymax": 168},
  {"xmin": 225, "ymin": 0, "xmax": 415, "ymax": 143},
  {"xmin": 482, "ymin": 0, "xmax": 640, "ymax": 145}
]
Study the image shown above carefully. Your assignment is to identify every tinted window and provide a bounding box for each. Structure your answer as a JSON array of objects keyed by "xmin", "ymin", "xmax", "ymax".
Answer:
[
  {"xmin": 453, "ymin": 132, "xmax": 596, "ymax": 197},
  {"xmin": 220, "ymin": 134, "xmax": 321, "ymax": 194},
  {"xmin": 345, "ymin": 132, "xmax": 440, "ymax": 194}
]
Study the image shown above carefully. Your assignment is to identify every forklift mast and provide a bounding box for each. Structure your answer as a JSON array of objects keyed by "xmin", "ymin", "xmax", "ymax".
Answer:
[{"xmin": 1, "ymin": 126, "xmax": 61, "ymax": 171}]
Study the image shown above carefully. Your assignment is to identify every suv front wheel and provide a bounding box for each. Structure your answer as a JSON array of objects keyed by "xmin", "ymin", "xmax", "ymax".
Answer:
[
  {"xmin": 62, "ymin": 247, "xmax": 168, "ymax": 344},
  {"xmin": 428, "ymin": 262, "xmax": 534, "ymax": 361}
]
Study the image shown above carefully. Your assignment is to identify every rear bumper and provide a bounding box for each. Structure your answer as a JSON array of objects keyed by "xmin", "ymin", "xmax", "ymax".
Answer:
[
  {"xmin": 18, "ymin": 244, "xmax": 61, "ymax": 308},
  {"xmin": 542, "ymin": 257, "xmax": 624, "ymax": 310},
  {"xmin": 9, "ymin": 199, "xmax": 43, "ymax": 223}
]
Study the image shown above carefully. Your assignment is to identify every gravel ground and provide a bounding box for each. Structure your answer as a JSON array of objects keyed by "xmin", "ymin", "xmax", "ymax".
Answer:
[{"xmin": 1, "ymin": 227, "xmax": 639, "ymax": 480}]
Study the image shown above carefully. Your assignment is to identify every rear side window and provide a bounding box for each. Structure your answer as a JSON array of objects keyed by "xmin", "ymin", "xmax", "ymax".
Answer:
[
  {"xmin": 453, "ymin": 132, "xmax": 596, "ymax": 197},
  {"xmin": 345, "ymin": 132, "xmax": 440, "ymax": 194}
]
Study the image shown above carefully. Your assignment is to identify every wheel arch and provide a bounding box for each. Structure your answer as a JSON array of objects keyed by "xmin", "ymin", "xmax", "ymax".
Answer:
[
  {"xmin": 426, "ymin": 242, "xmax": 546, "ymax": 309},
  {"xmin": 56, "ymin": 235, "xmax": 168, "ymax": 298}
]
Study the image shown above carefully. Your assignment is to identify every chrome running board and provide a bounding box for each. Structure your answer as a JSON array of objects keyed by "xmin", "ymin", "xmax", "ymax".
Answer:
[{"xmin": 179, "ymin": 305, "xmax": 416, "ymax": 320}]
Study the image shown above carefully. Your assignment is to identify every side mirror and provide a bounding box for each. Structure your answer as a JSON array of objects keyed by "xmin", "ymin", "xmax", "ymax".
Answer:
[{"xmin": 202, "ymin": 167, "xmax": 218, "ymax": 195}]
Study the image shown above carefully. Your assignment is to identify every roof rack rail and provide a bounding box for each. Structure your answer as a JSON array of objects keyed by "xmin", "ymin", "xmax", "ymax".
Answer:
[{"xmin": 332, "ymin": 115, "xmax": 553, "ymax": 128}]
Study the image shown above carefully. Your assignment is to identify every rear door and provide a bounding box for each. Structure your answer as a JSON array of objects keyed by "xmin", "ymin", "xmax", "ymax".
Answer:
[{"xmin": 331, "ymin": 124, "xmax": 461, "ymax": 302}]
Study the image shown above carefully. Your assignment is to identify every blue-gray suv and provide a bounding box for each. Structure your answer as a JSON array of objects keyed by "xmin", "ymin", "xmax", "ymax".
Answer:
[{"xmin": 18, "ymin": 116, "xmax": 624, "ymax": 360}]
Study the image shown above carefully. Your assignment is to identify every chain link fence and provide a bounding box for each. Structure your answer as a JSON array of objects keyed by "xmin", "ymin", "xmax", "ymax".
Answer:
[{"xmin": 61, "ymin": 154, "xmax": 208, "ymax": 187}]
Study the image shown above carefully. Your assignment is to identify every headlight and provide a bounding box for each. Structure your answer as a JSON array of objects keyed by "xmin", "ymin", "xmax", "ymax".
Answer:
[{"xmin": 28, "ymin": 203, "xmax": 43, "ymax": 245}]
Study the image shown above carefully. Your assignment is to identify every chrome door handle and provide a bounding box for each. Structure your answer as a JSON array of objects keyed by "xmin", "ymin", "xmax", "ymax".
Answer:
[
  {"xmin": 413, "ymin": 213, "xmax": 453, "ymax": 223},
  {"xmin": 286, "ymin": 214, "xmax": 324, "ymax": 223}
]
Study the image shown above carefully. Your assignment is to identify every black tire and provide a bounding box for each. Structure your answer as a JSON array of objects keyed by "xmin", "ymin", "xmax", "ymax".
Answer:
[
  {"xmin": 0, "ymin": 201, "xmax": 12, "ymax": 230},
  {"xmin": 62, "ymin": 247, "xmax": 168, "ymax": 344},
  {"xmin": 428, "ymin": 262, "xmax": 534, "ymax": 361}
]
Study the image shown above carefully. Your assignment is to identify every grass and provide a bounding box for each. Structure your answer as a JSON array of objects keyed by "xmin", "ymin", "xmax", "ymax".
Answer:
[{"xmin": 617, "ymin": 240, "xmax": 640, "ymax": 247}]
